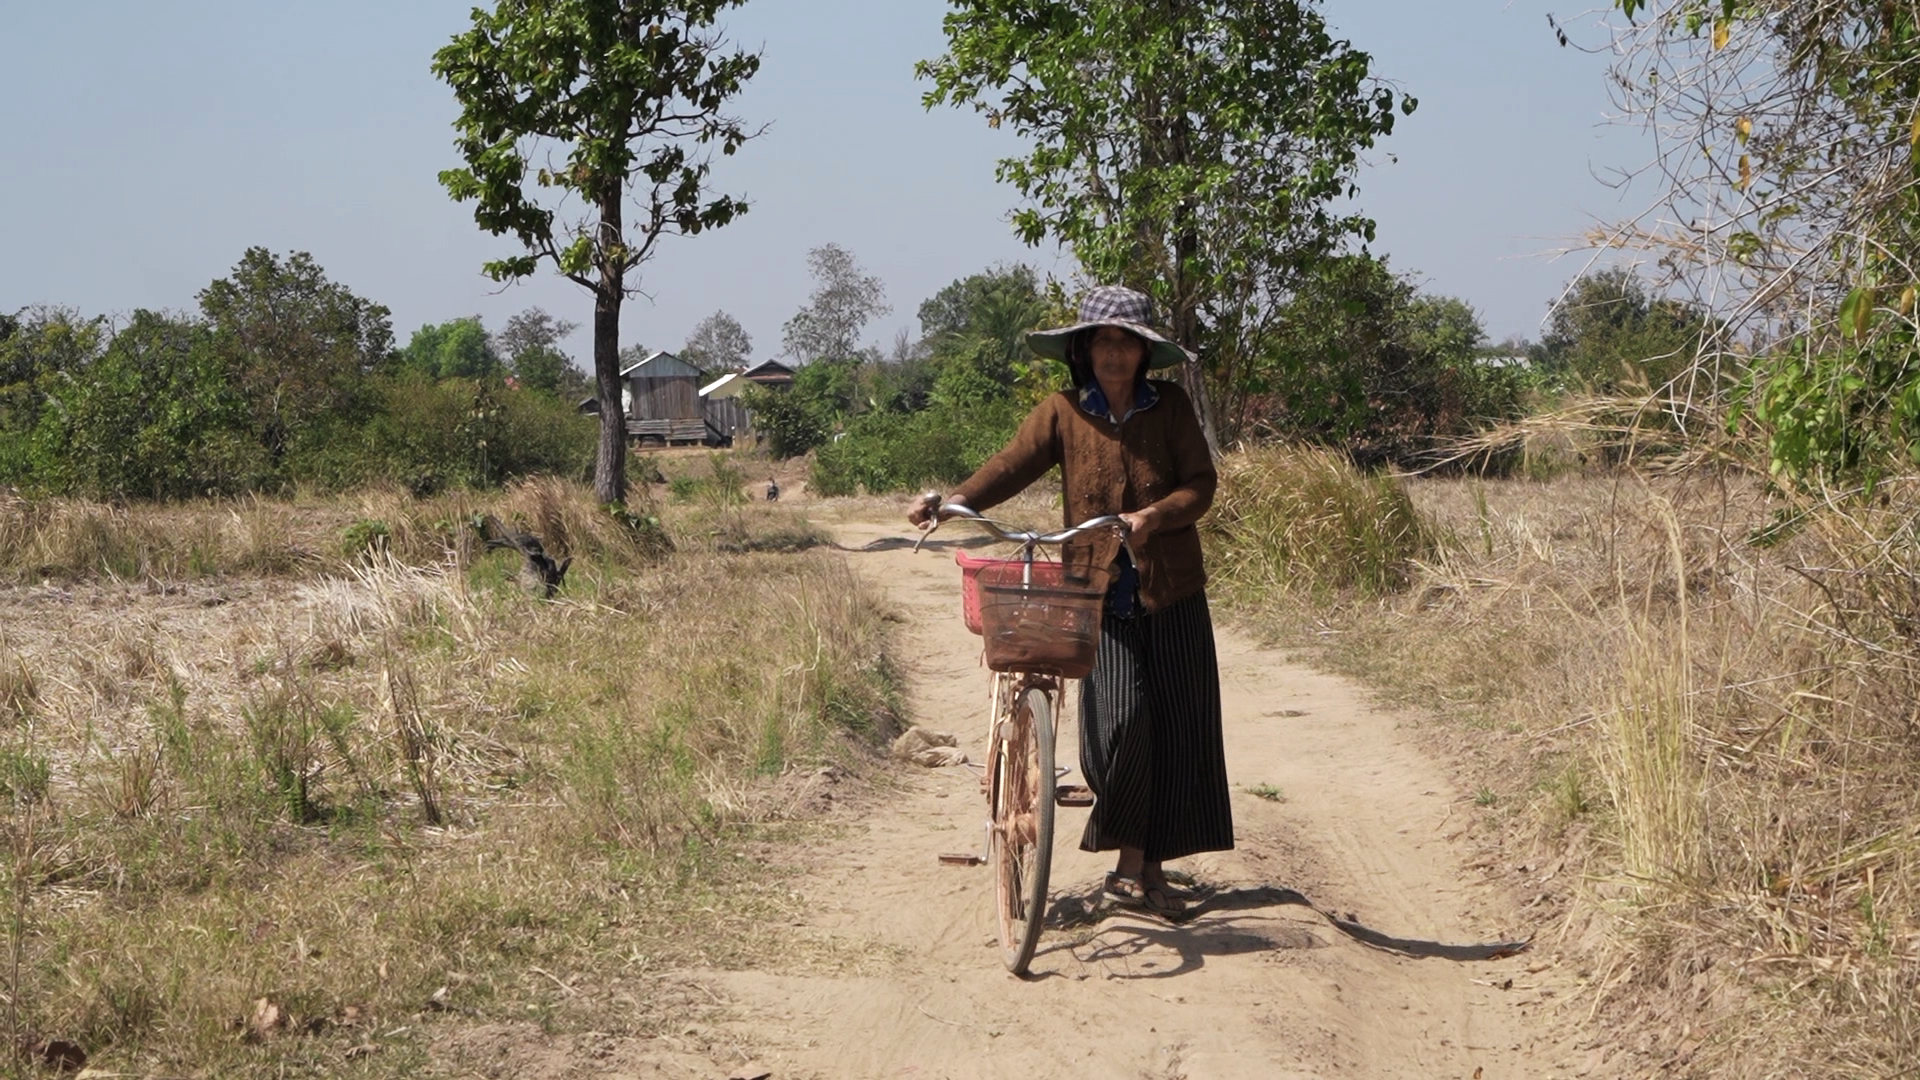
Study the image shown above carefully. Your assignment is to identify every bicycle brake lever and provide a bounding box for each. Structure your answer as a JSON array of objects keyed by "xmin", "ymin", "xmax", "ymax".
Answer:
[{"xmin": 912, "ymin": 514, "xmax": 942, "ymax": 553}]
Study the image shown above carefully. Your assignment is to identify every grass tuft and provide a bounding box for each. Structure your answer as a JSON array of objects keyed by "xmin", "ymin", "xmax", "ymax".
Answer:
[{"xmin": 1207, "ymin": 444, "xmax": 1429, "ymax": 599}]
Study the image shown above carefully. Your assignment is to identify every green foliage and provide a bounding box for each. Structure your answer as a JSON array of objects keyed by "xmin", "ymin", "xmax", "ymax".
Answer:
[
  {"xmin": 1254, "ymin": 255, "xmax": 1529, "ymax": 467},
  {"xmin": 810, "ymin": 398, "xmax": 1028, "ymax": 497},
  {"xmin": 341, "ymin": 519, "xmax": 392, "ymax": 557},
  {"xmin": 197, "ymin": 247, "xmax": 394, "ymax": 465},
  {"xmin": 325, "ymin": 376, "xmax": 594, "ymax": 496},
  {"xmin": 740, "ymin": 385, "xmax": 829, "ymax": 460},
  {"xmin": 0, "ymin": 307, "xmax": 109, "ymax": 486},
  {"xmin": 495, "ymin": 306, "xmax": 583, "ymax": 396},
  {"xmin": 36, "ymin": 310, "xmax": 264, "ymax": 499},
  {"xmin": 400, "ymin": 316, "xmax": 503, "ymax": 380},
  {"xmin": 922, "ymin": 0, "xmax": 1412, "ymax": 442},
  {"xmin": 761, "ymin": 263, "xmax": 1052, "ymax": 488},
  {"xmin": 1534, "ymin": 268, "xmax": 1715, "ymax": 395}
]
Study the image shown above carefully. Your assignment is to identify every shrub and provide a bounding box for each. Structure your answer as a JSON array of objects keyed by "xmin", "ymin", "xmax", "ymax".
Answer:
[
  {"xmin": 810, "ymin": 400, "xmax": 1025, "ymax": 496},
  {"xmin": 1205, "ymin": 444, "xmax": 1429, "ymax": 597}
]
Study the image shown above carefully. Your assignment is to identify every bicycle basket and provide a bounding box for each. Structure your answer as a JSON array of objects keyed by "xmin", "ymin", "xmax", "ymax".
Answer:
[
  {"xmin": 975, "ymin": 561, "xmax": 1111, "ymax": 679},
  {"xmin": 955, "ymin": 549, "xmax": 1071, "ymax": 635}
]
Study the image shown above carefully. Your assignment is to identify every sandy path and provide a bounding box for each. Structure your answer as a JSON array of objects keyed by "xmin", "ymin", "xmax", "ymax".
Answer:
[{"xmin": 691, "ymin": 519, "xmax": 1600, "ymax": 1080}]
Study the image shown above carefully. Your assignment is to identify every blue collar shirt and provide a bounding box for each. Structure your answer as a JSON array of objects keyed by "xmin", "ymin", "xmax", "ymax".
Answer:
[{"xmin": 1078, "ymin": 379, "xmax": 1160, "ymax": 426}]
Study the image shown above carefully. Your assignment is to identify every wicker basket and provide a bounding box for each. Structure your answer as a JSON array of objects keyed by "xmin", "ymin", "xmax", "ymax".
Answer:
[{"xmin": 974, "ymin": 561, "xmax": 1110, "ymax": 679}]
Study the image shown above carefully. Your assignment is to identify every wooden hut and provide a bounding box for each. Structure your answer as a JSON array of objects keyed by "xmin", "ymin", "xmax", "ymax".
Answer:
[{"xmin": 620, "ymin": 350, "xmax": 722, "ymax": 445}]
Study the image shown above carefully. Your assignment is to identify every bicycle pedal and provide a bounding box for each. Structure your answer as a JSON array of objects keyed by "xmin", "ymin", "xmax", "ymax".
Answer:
[
  {"xmin": 938, "ymin": 852, "xmax": 986, "ymax": 867},
  {"xmin": 1055, "ymin": 784, "xmax": 1094, "ymax": 807}
]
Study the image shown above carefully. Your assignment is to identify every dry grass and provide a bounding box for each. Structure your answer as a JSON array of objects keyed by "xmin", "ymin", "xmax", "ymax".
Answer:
[
  {"xmin": 0, "ymin": 479, "xmax": 899, "ymax": 1076},
  {"xmin": 1212, "ymin": 452, "xmax": 1920, "ymax": 1076},
  {"xmin": 1208, "ymin": 444, "xmax": 1429, "ymax": 598}
]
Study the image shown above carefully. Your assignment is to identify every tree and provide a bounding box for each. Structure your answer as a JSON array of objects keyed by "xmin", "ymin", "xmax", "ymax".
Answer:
[
  {"xmin": 916, "ymin": 264, "xmax": 1048, "ymax": 408},
  {"xmin": 920, "ymin": 0, "xmax": 1413, "ymax": 453},
  {"xmin": 434, "ymin": 0, "xmax": 760, "ymax": 504},
  {"xmin": 680, "ymin": 309, "xmax": 752, "ymax": 371},
  {"xmin": 46, "ymin": 310, "xmax": 258, "ymax": 499},
  {"xmin": 1257, "ymin": 255, "xmax": 1525, "ymax": 466},
  {"xmin": 0, "ymin": 307, "xmax": 109, "ymax": 487},
  {"xmin": 400, "ymin": 316, "xmax": 503, "ymax": 380},
  {"xmin": 494, "ymin": 306, "xmax": 581, "ymax": 394},
  {"xmin": 781, "ymin": 244, "xmax": 889, "ymax": 364},
  {"xmin": 197, "ymin": 248, "xmax": 393, "ymax": 466},
  {"xmin": 1534, "ymin": 268, "xmax": 1712, "ymax": 395}
]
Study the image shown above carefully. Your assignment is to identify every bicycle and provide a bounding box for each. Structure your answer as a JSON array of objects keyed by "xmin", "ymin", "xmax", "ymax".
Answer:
[{"xmin": 916, "ymin": 504, "xmax": 1131, "ymax": 975}]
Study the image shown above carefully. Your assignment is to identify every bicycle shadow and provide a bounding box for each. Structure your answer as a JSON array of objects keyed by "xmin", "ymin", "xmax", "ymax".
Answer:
[
  {"xmin": 1038, "ymin": 882, "xmax": 1530, "ymax": 980},
  {"xmin": 839, "ymin": 535, "xmax": 1002, "ymax": 553}
]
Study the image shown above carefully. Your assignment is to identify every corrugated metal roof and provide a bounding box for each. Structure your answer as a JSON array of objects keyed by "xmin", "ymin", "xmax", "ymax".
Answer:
[
  {"xmin": 619, "ymin": 349, "xmax": 704, "ymax": 379},
  {"xmin": 743, "ymin": 358, "xmax": 796, "ymax": 379},
  {"xmin": 699, "ymin": 372, "xmax": 746, "ymax": 399}
]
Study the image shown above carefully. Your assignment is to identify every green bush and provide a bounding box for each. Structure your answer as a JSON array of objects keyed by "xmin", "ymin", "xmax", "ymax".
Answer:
[
  {"xmin": 286, "ymin": 376, "xmax": 595, "ymax": 495},
  {"xmin": 810, "ymin": 400, "xmax": 1026, "ymax": 496}
]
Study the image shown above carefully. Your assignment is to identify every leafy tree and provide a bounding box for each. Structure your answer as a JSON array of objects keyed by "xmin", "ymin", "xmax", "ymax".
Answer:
[
  {"xmin": 197, "ymin": 248, "xmax": 394, "ymax": 467},
  {"xmin": 400, "ymin": 316, "xmax": 503, "ymax": 380},
  {"xmin": 680, "ymin": 309, "xmax": 752, "ymax": 371},
  {"xmin": 1534, "ymin": 268, "xmax": 1711, "ymax": 395},
  {"xmin": 918, "ymin": 264, "xmax": 1040, "ymax": 342},
  {"xmin": 42, "ymin": 311, "xmax": 259, "ymax": 499},
  {"xmin": 781, "ymin": 243, "xmax": 889, "ymax": 364},
  {"xmin": 913, "ymin": 264, "xmax": 1049, "ymax": 411},
  {"xmin": 1258, "ymin": 255, "xmax": 1525, "ymax": 466},
  {"xmin": 494, "ymin": 306, "xmax": 583, "ymax": 396},
  {"xmin": 434, "ymin": 0, "xmax": 761, "ymax": 504},
  {"xmin": 920, "ymin": 0, "xmax": 1413, "ymax": 452},
  {"xmin": 0, "ymin": 307, "xmax": 110, "ymax": 487}
]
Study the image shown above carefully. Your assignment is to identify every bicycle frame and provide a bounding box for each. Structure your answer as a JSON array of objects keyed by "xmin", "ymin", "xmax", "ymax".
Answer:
[{"xmin": 919, "ymin": 503, "xmax": 1130, "ymax": 974}]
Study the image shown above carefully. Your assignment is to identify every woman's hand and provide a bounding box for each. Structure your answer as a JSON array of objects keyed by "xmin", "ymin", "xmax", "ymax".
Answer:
[
  {"xmin": 1118, "ymin": 505, "xmax": 1162, "ymax": 544},
  {"xmin": 908, "ymin": 491, "xmax": 956, "ymax": 529}
]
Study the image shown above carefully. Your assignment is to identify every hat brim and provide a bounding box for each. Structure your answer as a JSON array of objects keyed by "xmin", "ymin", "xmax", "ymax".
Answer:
[{"xmin": 1027, "ymin": 320, "xmax": 1192, "ymax": 370}]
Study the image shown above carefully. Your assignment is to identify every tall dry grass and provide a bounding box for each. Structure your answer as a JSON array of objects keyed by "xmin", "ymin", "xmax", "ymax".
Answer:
[
  {"xmin": 1208, "ymin": 444, "xmax": 1429, "ymax": 599},
  {"xmin": 0, "ymin": 478, "xmax": 897, "ymax": 1076},
  {"xmin": 1212, "ymin": 452, "xmax": 1920, "ymax": 1075}
]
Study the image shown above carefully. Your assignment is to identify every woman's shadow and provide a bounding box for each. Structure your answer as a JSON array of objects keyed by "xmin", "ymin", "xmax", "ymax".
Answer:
[{"xmin": 1037, "ymin": 882, "xmax": 1530, "ymax": 980}]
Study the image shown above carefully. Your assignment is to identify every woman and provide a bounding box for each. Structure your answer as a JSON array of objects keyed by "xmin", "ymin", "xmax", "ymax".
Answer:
[{"xmin": 908, "ymin": 285, "xmax": 1231, "ymax": 914}]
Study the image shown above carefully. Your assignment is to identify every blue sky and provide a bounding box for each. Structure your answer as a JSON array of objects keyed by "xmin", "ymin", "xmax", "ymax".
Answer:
[{"xmin": 0, "ymin": 2, "xmax": 1645, "ymax": 363}]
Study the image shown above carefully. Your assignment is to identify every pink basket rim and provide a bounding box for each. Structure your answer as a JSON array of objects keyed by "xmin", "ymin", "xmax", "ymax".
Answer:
[{"xmin": 954, "ymin": 549, "xmax": 1060, "ymax": 570}]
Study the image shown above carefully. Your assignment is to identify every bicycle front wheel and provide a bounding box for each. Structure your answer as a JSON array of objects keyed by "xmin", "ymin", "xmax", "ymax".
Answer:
[{"xmin": 990, "ymin": 684, "xmax": 1055, "ymax": 975}]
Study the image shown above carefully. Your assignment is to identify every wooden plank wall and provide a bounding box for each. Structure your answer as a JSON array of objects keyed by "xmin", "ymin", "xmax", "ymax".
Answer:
[{"xmin": 628, "ymin": 376, "xmax": 701, "ymax": 421}]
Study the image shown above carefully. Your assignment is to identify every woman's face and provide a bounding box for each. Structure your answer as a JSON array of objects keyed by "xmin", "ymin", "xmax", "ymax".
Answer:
[{"xmin": 1089, "ymin": 326, "xmax": 1148, "ymax": 387}]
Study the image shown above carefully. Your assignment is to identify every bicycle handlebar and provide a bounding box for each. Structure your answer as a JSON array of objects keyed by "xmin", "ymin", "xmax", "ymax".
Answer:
[{"xmin": 913, "ymin": 502, "xmax": 1134, "ymax": 561}]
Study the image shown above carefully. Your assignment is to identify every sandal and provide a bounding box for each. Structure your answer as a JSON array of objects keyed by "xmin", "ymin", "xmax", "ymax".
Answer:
[
  {"xmin": 1104, "ymin": 873, "xmax": 1186, "ymax": 916},
  {"xmin": 1143, "ymin": 868, "xmax": 1206, "ymax": 901}
]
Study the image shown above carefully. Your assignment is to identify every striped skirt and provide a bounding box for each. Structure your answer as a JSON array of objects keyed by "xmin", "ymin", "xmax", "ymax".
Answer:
[{"xmin": 1077, "ymin": 589, "xmax": 1235, "ymax": 863}]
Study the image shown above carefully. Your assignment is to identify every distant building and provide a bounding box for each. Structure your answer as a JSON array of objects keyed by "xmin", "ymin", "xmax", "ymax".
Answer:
[
  {"xmin": 620, "ymin": 350, "xmax": 723, "ymax": 445},
  {"xmin": 740, "ymin": 358, "xmax": 797, "ymax": 388}
]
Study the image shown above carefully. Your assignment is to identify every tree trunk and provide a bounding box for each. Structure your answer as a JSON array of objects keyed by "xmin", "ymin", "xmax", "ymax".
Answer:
[
  {"xmin": 592, "ymin": 191, "xmax": 628, "ymax": 505},
  {"xmin": 1140, "ymin": 5, "xmax": 1221, "ymax": 461}
]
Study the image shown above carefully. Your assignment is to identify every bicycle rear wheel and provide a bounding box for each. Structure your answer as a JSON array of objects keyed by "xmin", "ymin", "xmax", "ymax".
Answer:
[{"xmin": 990, "ymin": 684, "xmax": 1055, "ymax": 974}]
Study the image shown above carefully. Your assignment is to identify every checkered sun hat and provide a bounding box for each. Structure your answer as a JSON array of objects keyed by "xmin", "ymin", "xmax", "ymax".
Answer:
[{"xmin": 1026, "ymin": 285, "xmax": 1194, "ymax": 370}]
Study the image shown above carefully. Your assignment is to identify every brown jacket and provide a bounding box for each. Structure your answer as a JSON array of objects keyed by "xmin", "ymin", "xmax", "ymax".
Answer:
[{"xmin": 954, "ymin": 382, "xmax": 1216, "ymax": 612}]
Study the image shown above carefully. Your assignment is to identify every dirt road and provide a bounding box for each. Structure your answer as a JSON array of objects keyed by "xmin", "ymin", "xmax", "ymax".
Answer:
[{"xmin": 697, "ymin": 520, "xmax": 1601, "ymax": 1079}]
